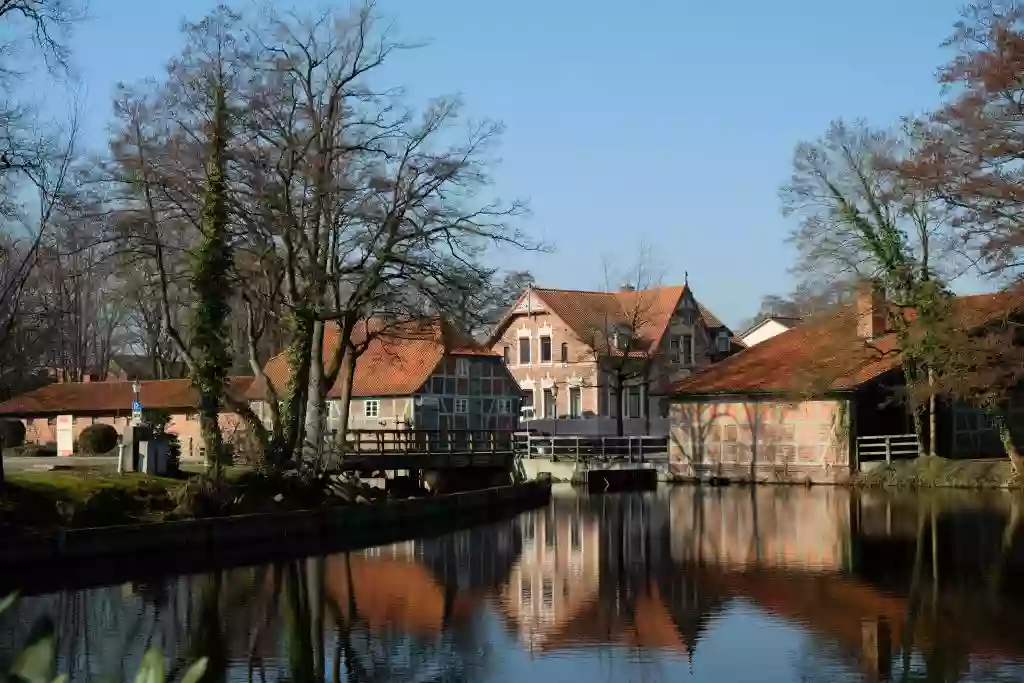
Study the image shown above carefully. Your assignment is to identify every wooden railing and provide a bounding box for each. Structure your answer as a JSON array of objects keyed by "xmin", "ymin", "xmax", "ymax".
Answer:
[
  {"xmin": 856, "ymin": 434, "xmax": 920, "ymax": 464},
  {"xmin": 335, "ymin": 429, "xmax": 517, "ymax": 455},
  {"xmin": 514, "ymin": 433, "xmax": 669, "ymax": 463}
]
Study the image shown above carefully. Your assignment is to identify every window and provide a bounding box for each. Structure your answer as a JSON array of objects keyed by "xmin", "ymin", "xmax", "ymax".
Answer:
[
  {"xmin": 560, "ymin": 342, "xmax": 568, "ymax": 363},
  {"xmin": 454, "ymin": 398, "xmax": 468, "ymax": 414},
  {"xmin": 497, "ymin": 398, "xmax": 512, "ymax": 414},
  {"xmin": 569, "ymin": 387, "xmax": 582, "ymax": 419},
  {"xmin": 46, "ymin": 417, "xmax": 56, "ymax": 426},
  {"xmin": 455, "ymin": 358, "xmax": 470, "ymax": 377},
  {"xmin": 518, "ymin": 337, "xmax": 531, "ymax": 364},
  {"xmin": 364, "ymin": 399, "xmax": 379, "ymax": 418},
  {"xmin": 626, "ymin": 386, "xmax": 643, "ymax": 419},
  {"xmin": 522, "ymin": 390, "xmax": 534, "ymax": 408},
  {"xmin": 682, "ymin": 334, "xmax": 694, "ymax": 365},
  {"xmin": 670, "ymin": 336, "xmax": 681, "ymax": 363},
  {"xmin": 543, "ymin": 388, "xmax": 556, "ymax": 418},
  {"xmin": 503, "ymin": 345, "xmax": 510, "ymax": 364},
  {"xmin": 540, "ymin": 336, "xmax": 552, "ymax": 362},
  {"xmin": 717, "ymin": 331, "xmax": 730, "ymax": 353}
]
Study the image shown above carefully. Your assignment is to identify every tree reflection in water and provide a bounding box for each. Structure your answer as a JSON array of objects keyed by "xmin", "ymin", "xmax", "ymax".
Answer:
[{"xmin": 4, "ymin": 488, "xmax": 1024, "ymax": 682}]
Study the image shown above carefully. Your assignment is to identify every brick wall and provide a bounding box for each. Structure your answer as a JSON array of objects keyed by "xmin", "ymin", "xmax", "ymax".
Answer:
[
  {"xmin": 669, "ymin": 397, "xmax": 851, "ymax": 483},
  {"xmin": 21, "ymin": 410, "xmax": 244, "ymax": 459}
]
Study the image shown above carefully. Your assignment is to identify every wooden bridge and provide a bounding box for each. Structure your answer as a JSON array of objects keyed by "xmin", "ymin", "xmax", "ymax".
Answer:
[
  {"xmin": 332, "ymin": 429, "xmax": 517, "ymax": 473},
  {"xmin": 327, "ymin": 429, "xmax": 670, "ymax": 474}
]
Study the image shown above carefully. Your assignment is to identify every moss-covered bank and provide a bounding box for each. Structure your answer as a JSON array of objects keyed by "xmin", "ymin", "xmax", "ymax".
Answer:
[{"xmin": 855, "ymin": 455, "xmax": 1021, "ymax": 489}]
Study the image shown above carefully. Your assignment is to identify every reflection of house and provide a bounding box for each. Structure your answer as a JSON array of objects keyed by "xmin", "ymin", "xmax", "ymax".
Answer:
[
  {"xmin": 500, "ymin": 505, "xmax": 602, "ymax": 650},
  {"xmin": 739, "ymin": 316, "xmax": 803, "ymax": 347},
  {"xmin": 248, "ymin": 317, "xmax": 522, "ymax": 432},
  {"xmin": 324, "ymin": 541, "xmax": 480, "ymax": 637},
  {"xmin": 667, "ymin": 283, "xmax": 1024, "ymax": 483},
  {"xmin": 669, "ymin": 486, "xmax": 851, "ymax": 571},
  {"xmin": 489, "ymin": 285, "xmax": 741, "ymax": 436},
  {"xmin": 0, "ymin": 376, "xmax": 253, "ymax": 457}
]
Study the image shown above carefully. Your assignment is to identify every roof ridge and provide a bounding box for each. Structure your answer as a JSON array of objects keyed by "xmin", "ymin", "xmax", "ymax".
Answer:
[{"xmin": 533, "ymin": 284, "xmax": 686, "ymax": 295}]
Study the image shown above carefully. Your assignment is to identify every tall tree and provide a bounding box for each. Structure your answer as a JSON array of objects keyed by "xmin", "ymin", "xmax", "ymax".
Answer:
[{"xmin": 781, "ymin": 119, "xmax": 959, "ymax": 454}]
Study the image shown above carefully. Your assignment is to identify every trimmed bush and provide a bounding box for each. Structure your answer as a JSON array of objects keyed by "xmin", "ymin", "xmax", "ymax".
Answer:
[
  {"xmin": 0, "ymin": 419, "xmax": 25, "ymax": 447},
  {"xmin": 78, "ymin": 423, "xmax": 119, "ymax": 455}
]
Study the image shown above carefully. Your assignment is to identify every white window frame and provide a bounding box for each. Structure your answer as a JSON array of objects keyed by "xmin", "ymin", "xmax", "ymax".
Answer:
[
  {"xmin": 716, "ymin": 331, "xmax": 729, "ymax": 353},
  {"xmin": 454, "ymin": 398, "xmax": 468, "ymax": 414},
  {"xmin": 455, "ymin": 357, "xmax": 470, "ymax": 377},
  {"xmin": 568, "ymin": 386, "xmax": 582, "ymax": 419},
  {"xmin": 517, "ymin": 334, "xmax": 531, "ymax": 365},
  {"xmin": 539, "ymin": 335, "xmax": 553, "ymax": 364},
  {"xmin": 364, "ymin": 399, "xmax": 380, "ymax": 418},
  {"xmin": 669, "ymin": 336, "xmax": 681, "ymax": 364}
]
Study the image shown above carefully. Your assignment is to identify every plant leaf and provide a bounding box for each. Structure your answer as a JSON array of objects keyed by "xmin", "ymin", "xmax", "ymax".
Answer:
[
  {"xmin": 9, "ymin": 622, "xmax": 55, "ymax": 683},
  {"xmin": 133, "ymin": 650, "xmax": 164, "ymax": 683},
  {"xmin": 0, "ymin": 592, "xmax": 17, "ymax": 615},
  {"xmin": 179, "ymin": 658, "xmax": 208, "ymax": 683}
]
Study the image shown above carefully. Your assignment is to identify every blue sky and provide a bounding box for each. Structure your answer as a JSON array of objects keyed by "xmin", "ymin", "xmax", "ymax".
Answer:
[{"xmin": 66, "ymin": 0, "xmax": 965, "ymax": 327}]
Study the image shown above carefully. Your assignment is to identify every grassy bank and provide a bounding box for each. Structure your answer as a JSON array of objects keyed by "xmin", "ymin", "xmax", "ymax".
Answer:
[
  {"xmin": 0, "ymin": 467, "xmax": 395, "ymax": 533},
  {"xmin": 855, "ymin": 455, "xmax": 1020, "ymax": 488}
]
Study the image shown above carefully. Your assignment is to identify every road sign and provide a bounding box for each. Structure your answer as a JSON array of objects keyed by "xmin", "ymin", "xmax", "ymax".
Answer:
[{"xmin": 132, "ymin": 400, "xmax": 142, "ymax": 412}]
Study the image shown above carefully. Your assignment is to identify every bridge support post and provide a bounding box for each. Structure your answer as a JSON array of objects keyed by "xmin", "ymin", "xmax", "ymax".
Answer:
[{"xmin": 860, "ymin": 617, "xmax": 891, "ymax": 680}]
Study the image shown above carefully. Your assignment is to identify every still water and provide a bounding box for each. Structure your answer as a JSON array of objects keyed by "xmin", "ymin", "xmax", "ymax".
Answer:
[{"xmin": 4, "ymin": 486, "xmax": 1024, "ymax": 682}]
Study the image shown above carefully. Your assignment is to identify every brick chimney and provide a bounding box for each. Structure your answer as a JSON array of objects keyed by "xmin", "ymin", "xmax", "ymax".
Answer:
[{"xmin": 856, "ymin": 279, "xmax": 887, "ymax": 340}]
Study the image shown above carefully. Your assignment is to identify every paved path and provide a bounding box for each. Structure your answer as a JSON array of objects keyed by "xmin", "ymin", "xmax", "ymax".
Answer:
[{"xmin": 2, "ymin": 456, "xmax": 117, "ymax": 472}]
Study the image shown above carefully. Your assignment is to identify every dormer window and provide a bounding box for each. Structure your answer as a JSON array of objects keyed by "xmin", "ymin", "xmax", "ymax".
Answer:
[
  {"xmin": 716, "ymin": 331, "xmax": 730, "ymax": 353},
  {"xmin": 612, "ymin": 326, "xmax": 633, "ymax": 351}
]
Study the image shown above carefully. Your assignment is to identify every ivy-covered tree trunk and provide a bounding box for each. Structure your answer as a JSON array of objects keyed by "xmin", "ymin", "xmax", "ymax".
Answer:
[
  {"xmin": 190, "ymin": 84, "xmax": 233, "ymax": 477},
  {"xmin": 994, "ymin": 405, "xmax": 1024, "ymax": 475}
]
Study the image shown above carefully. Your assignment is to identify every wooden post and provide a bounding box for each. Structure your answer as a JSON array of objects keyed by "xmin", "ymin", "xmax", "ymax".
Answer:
[
  {"xmin": 860, "ymin": 617, "xmax": 892, "ymax": 680},
  {"xmin": 885, "ymin": 436, "xmax": 892, "ymax": 465},
  {"xmin": 576, "ymin": 436, "xmax": 581, "ymax": 462}
]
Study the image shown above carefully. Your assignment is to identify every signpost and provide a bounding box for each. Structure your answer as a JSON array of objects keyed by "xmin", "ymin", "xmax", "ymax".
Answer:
[{"xmin": 131, "ymin": 400, "xmax": 142, "ymax": 425}]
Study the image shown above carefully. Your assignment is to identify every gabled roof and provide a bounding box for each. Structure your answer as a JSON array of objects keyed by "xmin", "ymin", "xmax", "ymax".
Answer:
[
  {"xmin": 670, "ymin": 292, "xmax": 1021, "ymax": 397},
  {"xmin": 738, "ymin": 315, "xmax": 804, "ymax": 339},
  {"xmin": 0, "ymin": 376, "xmax": 255, "ymax": 416},
  {"xmin": 247, "ymin": 317, "xmax": 498, "ymax": 400},
  {"xmin": 490, "ymin": 285, "xmax": 737, "ymax": 352},
  {"xmin": 108, "ymin": 354, "xmax": 187, "ymax": 380}
]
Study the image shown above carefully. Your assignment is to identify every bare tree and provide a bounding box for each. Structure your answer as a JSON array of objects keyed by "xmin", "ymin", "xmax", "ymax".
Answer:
[
  {"xmin": 780, "ymin": 119, "xmax": 961, "ymax": 455},
  {"xmin": 575, "ymin": 245, "xmax": 667, "ymax": 437}
]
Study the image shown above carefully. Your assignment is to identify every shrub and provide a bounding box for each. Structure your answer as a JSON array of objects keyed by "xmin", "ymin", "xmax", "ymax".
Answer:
[
  {"xmin": 0, "ymin": 419, "xmax": 25, "ymax": 447},
  {"xmin": 15, "ymin": 443, "xmax": 57, "ymax": 458},
  {"xmin": 78, "ymin": 423, "xmax": 119, "ymax": 455}
]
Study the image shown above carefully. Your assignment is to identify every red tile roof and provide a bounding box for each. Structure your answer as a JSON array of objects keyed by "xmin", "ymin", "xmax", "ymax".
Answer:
[
  {"xmin": 492, "ymin": 285, "xmax": 737, "ymax": 352},
  {"xmin": 670, "ymin": 292, "xmax": 1022, "ymax": 396},
  {"xmin": 0, "ymin": 376, "xmax": 255, "ymax": 416},
  {"xmin": 247, "ymin": 317, "xmax": 498, "ymax": 400}
]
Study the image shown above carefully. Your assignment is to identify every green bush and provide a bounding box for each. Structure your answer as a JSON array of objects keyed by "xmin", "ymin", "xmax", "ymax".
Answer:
[
  {"xmin": 0, "ymin": 419, "xmax": 25, "ymax": 447},
  {"xmin": 77, "ymin": 424, "xmax": 119, "ymax": 455}
]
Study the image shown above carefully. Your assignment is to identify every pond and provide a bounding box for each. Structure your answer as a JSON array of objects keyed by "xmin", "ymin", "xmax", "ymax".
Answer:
[{"xmin": 3, "ymin": 485, "xmax": 1024, "ymax": 683}]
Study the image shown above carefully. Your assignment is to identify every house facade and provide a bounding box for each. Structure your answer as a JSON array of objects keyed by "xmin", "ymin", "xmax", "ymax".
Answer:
[
  {"xmin": 667, "ymin": 283, "xmax": 1022, "ymax": 483},
  {"xmin": 488, "ymin": 285, "xmax": 741, "ymax": 436},
  {"xmin": 0, "ymin": 376, "xmax": 254, "ymax": 459},
  {"xmin": 739, "ymin": 315, "xmax": 803, "ymax": 347},
  {"xmin": 247, "ymin": 317, "xmax": 522, "ymax": 436}
]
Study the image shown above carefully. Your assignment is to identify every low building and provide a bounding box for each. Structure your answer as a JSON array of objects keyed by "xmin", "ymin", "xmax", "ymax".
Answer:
[
  {"xmin": 247, "ymin": 317, "xmax": 522, "ymax": 433},
  {"xmin": 739, "ymin": 315, "xmax": 803, "ymax": 347},
  {"xmin": 0, "ymin": 376, "xmax": 255, "ymax": 459},
  {"xmin": 666, "ymin": 283, "xmax": 1022, "ymax": 483},
  {"xmin": 488, "ymin": 284, "xmax": 742, "ymax": 436}
]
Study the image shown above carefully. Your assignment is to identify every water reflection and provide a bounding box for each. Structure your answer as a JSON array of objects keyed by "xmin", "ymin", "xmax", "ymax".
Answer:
[{"xmin": 4, "ymin": 487, "xmax": 1024, "ymax": 682}]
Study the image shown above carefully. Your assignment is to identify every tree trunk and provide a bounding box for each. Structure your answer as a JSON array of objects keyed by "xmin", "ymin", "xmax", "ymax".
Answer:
[
  {"xmin": 331, "ymin": 348, "xmax": 357, "ymax": 465},
  {"xmin": 302, "ymin": 320, "xmax": 327, "ymax": 467},
  {"xmin": 996, "ymin": 407, "xmax": 1024, "ymax": 475}
]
